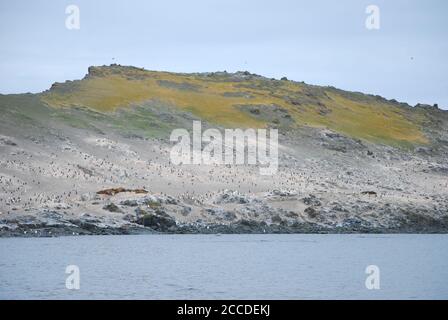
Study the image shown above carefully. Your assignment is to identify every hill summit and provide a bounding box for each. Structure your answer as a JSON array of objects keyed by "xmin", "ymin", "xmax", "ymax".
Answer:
[{"xmin": 38, "ymin": 64, "xmax": 447, "ymax": 148}]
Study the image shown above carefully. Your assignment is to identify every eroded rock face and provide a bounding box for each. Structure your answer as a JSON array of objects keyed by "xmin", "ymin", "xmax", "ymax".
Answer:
[
  {"xmin": 2, "ymin": 182, "xmax": 447, "ymax": 236},
  {"xmin": 137, "ymin": 212, "xmax": 176, "ymax": 231}
]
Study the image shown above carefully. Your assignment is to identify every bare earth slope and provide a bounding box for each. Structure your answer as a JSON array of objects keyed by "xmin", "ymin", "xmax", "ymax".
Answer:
[{"xmin": 1, "ymin": 65, "xmax": 447, "ymax": 236}]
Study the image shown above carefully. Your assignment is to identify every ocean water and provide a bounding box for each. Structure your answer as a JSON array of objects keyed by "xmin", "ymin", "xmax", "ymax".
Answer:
[{"xmin": 0, "ymin": 234, "xmax": 447, "ymax": 299}]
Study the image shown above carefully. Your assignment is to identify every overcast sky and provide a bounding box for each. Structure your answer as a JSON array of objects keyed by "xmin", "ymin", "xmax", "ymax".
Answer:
[{"xmin": 1, "ymin": 0, "xmax": 447, "ymax": 109}]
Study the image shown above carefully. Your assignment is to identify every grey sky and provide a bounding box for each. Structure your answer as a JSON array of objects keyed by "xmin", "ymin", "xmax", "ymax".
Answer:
[{"xmin": 1, "ymin": 0, "xmax": 447, "ymax": 109}]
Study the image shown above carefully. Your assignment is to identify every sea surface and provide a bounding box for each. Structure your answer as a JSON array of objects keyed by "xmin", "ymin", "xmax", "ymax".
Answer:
[{"xmin": 1, "ymin": 234, "xmax": 447, "ymax": 299}]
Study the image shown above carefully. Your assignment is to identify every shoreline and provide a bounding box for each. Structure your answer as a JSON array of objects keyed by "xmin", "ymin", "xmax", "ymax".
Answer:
[{"xmin": 2, "ymin": 221, "xmax": 447, "ymax": 238}]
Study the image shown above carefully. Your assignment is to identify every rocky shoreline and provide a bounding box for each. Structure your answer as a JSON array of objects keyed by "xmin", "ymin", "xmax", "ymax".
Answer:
[
  {"xmin": 2, "ymin": 220, "xmax": 448, "ymax": 238},
  {"xmin": 2, "ymin": 190, "xmax": 447, "ymax": 237}
]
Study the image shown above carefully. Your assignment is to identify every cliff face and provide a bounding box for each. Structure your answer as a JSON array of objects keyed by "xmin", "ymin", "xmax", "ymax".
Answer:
[{"xmin": 0, "ymin": 65, "xmax": 447, "ymax": 236}]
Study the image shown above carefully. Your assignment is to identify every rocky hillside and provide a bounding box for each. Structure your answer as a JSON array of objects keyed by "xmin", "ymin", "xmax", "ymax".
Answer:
[
  {"xmin": 0, "ymin": 64, "xmax": 447, "ymax": 236},
  {"xmin": 41, "ymin": 65, "xmax": 444, "ymax": 147}
]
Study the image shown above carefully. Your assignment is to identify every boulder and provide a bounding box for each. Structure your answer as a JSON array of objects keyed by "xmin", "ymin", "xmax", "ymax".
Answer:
[
  {"xmin": 103, "ymin": 203, "xmax": 123, "ymax": 213},
  {"xmin": 137, "ymin": 213, "xmax": 176, "ymax": 231}
]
